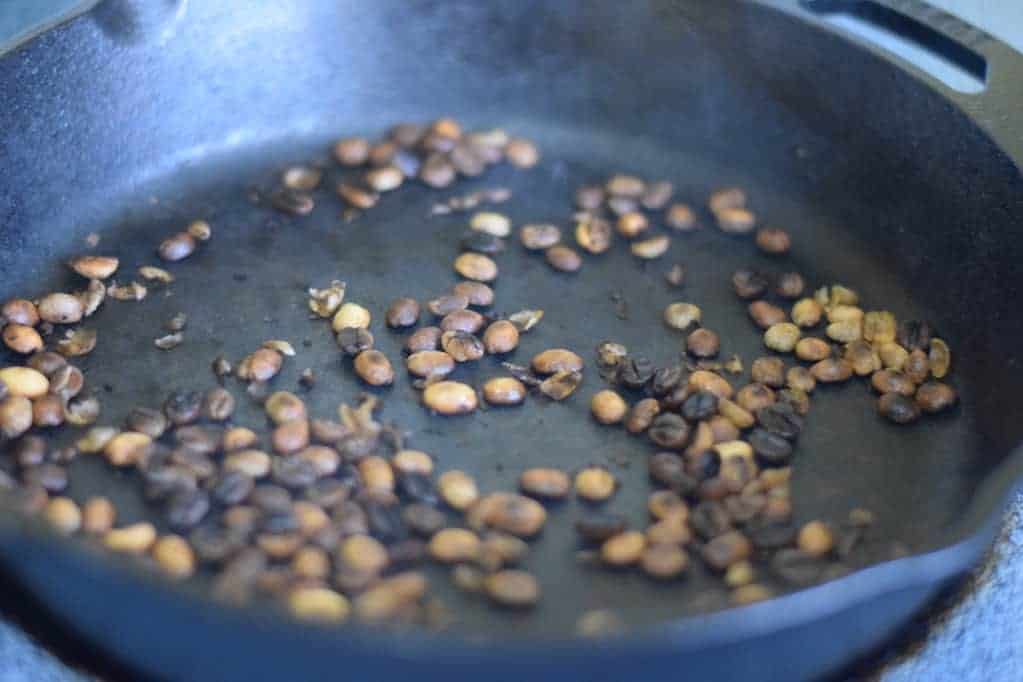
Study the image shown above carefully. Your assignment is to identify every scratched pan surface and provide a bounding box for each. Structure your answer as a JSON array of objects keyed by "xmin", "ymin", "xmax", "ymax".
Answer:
[{"xmin": 1, "ymin": 1, "xmax": 1023, "ymax": 680}]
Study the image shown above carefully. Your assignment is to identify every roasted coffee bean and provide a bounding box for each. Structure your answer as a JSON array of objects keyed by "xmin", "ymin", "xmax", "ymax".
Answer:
[
  {"xmin": 574, "ymin": 217, "xmax": 614, "ymax": 255},
  {"xmin": 520, "ymin": 223, "xmax": 561, "ymax": 251},
  {"xmin": 23, "ymin": 463, "xmax": 68, "ymax": 493},
  {"xmin": 174, "ymin": 425, "xmax": 222, "ymax": 455},
  {"xmin": 272, "ymin": 457, "xmax": 319, "ymax": 489},
  {"xmin": 756, "ymin": 403, "xmax": 803, "ymax": 440},
  {"xmin": 531, "ymin": 349, "xmax": 583, "ymax": 374},
  {"xmin": 690, "ymin": 501, "xmax": 732, "ymax": 540},
  {"xmin": 878, "ymin": 392, "xmax": 921, "ymax": 424},
  {"xmin": 732, "ymin": 270, "xmax": 769, "ymax": 300},
  {"xmin": 482, "ymin": 320, "xmax": 519, "ymax": 354},
  {"xmin": 12, "ymin": 435, "xmax": 47, "ymax": 468},
  {"xmin": 748, "ymin": 521, "xmax": 796, "ymax": 550},
  {"xmin": 104, "ymin": 523, "xmax": 158, "ymax": 555},
  {"xmin": 353, "ymin": 350, "xmax": 395, "ymax": 386},
  {"xmin": 504, "ymin": 137, "xmax": 539, "ymax": 167},
  {"xmin": 250, "ymin": 485, "xmax": 293, "ymax": 514},
  {"xmin": 575, "ymin": 513, "xmax": 628, "ymax": 543},
  {"xmin": 81, "ymin": 497, "xmax": 116, "ymax": 535},
  {"xmin": 166, "ymin": 489, "xmax": 211, "ymax": 530},
  {"xmin": 332, "ymin": 303, "xmax": 371, "ymax": 331},
  {"xmin": 2, "ymin": 299, "xmax": 40, "ymax": 326},
  {"xmin": 650, "ymin": 452, "xmax": 700, "ymax": 493},
  {"xmin": 212, "ymin": 471, "xmax": 255, "ymax": 506},
  {"xmin": 648, "ymin": 414, "xmax": 691, "ymax": 449},
  {"xmin": 764, "ymin": 323, "xmax": 800, "ymax": 352},
  {"xmin": 398, "ymin": 472, "xmax": 438, "ymax": 505},
  {"xmin": 751, "ymin": 357, "xmax": 786, "ymax": 388},
  {"xmin": 736, "ymin": 383, "xmax": 775, "ymax": 413},
  {"xmin": 795, "ymin": 337, "xmax": 831, "ymax": 362},
  {"xmin": 663, "ymin": 302, "xmax": 701, "ymax": 330},
  {"xmin": 517, "ymin": 468, "xmax": 570, "ymax": 500},
  {"xmin": 617, "ymin": 356, "xmax": 655, "ymax": 389},
  {"xmin": 810, "ymin": 358, "xmax": 853, "ymax": 383},
  {"xmin": 898, "ymin": 320, "xmax": 932, "ymax": 352},
  {"xmin": 3, "ymin": 324, "xmax": 43, "ymax": 354},
  {"xmin": 776, "ymin": 272, "xmax": 805, "ymax": 299},
  {"xmin": 406, "ymin": 351, "xmax": 456, "ymax": 379},
  {"xmin": 334, "ymin": 137, "xmax": 370, "ymax": 165},
  {"xmin": 484, "ymin": 569, "xmax": 539, "ymax": 608},
  {"xmin": 545, "ymin": 245, "xmax": 583, "ymax": 273},
  {"xmin": 452, "ymin": 281, "xmax": 494, "ymax": 307},
  {"xmin": 686, "ymin": 328, "xmax": 720, "ymax": 358},
  {"xmin": 454, "ymin": 253, "xmax": 498, "ymax": 282},
  {"xmin": 441, "ymin": 309, "xmax": 485, "ymax": 334},
  {"xmin": 483, "ymin": 377, "xmax": 527, "ymax": 406},
  {"xmin": 626, "ymin": 398, "xmax": 661, "ymax": 434},
  {"xmin": 0, "ymin": 395, "xmax": 32, "ymax": 439},
  {"xmin": 472, "ymin": 493, "xmax": 546, "ymax": 537},
  {"xmin": 601, "ymin": 531, "xmax": 646, "ymax": 566},
  {"xmin": 641, "ymin": 544, "xmax": 688, "ymax": 580},
  {"xmin": 651, "ymin": 366, "xmax": 684, "ymax": 397},
  {"xmin": 915, "ymin": 381, "xmax": 957, "ymax": 413},
  {"xmin": 38, "ymin": 293, "xmax": 85, "ymax": 324},
  {"xmin": 590, "ymin": 390, "xmax": 627, "ymax": 424},
  {"xmin": 631, "ymin": 235, "xmax": 671, "ymax": 260},
  {"xmin": 125, "ymin": 407, "xmax": 168, "ymax": 439},
  {"xmin": 441, "ymin": 331, "xmax": 484, "ymax": 362},
  {"xmin": 904, "ymin": 349, "xmax": 930, "ymax": 384},
  {"xmin": 929, "ymin": 338, "xmax": 951, "ymax": 378},
  {"xmin": 32, "ymin": 394, "xmax": 65, "ymax": 427},
  {"xmin": 755, "ymin": 227, "xmax": 791, "ymax": 254},
  {"xmin": 748, "ymin": 301, "xmax": 786, "ymax": 330},
  {"xmin": 402, "ymin": 503, "xmax": 447, "ymax": 538},
  {"xmin": 771, "ymin": 548, "xmax": 824, "ymax": 585},
  {"xmin": 427, "ymin": 294, "xmax": 469, "ymax": 317},
  {"xmin": 748, "ymin": 428, "xmax": 793, "ymax": 465},
  {"xmin": 385, "ymin": 298, "xmax": 420, "ymax": 328},
  {"xmin": 164, "ymin": 391, "xmax": 202, "ymax": 426},
  {"xmin": 575, "ymin": 466, "xmax": 616, "ymax": 502},
  {"xmin": 0, "ymin": 367, "xmax": 49, "ymax": 398},
  {"xmin": 264, "ymin": 391, "xmax": 307, "ymax": 425},
  {"xmin": 791, "ymin": 298, "xmax": 824, "ymax": 328},
  {"xmin": 337, "ymin": 327, "xmax": 374, "ymax": 356},
  {"xmin": 685, "ymin": 449, "xmax": 722, "ymax": 482},
  {"xmin": 648, "ymin": 490, "xmax": 688, "ymax": 521},
  {"xmin": 701, "ymin": 530, "xmax": 751, "ymax": 570},
  {"xmin": 615, "ymin": 212, "xmax": 648, "ymax": 239},
  {"xmin": 364, "ymin": 501, "xmax": 405, "ymax": 543},
  {"xmin": 797, "ymin": 521, "xmax": 834, "ymax": 557},
  {"xmin": 682, "ymin": 391, "xmax": 718, "ymax": 421}
]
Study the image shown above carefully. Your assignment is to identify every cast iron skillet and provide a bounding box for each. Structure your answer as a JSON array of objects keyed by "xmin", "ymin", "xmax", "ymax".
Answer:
[{"xmin": 1, "ymin": 0, "xmax": 1022, "ymax": 679}]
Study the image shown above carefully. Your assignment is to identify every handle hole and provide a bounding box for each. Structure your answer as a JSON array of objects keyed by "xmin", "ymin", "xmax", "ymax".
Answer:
[{"xmin": 803, "ymin": 0, "xmax": 987, "ymax": 93}]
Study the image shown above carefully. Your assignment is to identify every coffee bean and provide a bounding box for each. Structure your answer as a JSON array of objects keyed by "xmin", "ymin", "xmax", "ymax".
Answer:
[
  {"xmin": 878, "ymin": 392, "xmax": 921, "ymax": 424},
  {"xmin": 452, "ymin": 281, "xmax": 494, "ymax": 307},
  {"xmin": 575, "ymin": 466, "xmax": 616, "ymax": 502},
  {"xmin": 810, "ymin": 358, "xmax": 853, "ymax": 383},
  {"xmin": 601, "ymin": 531, "xmax": 646, "ymax": 566},
  {"xmin": 353, "ymin": 350, "xmax": 395, "ymax": 386},
  {"xmin": 545, "ymin": 245, "xmax": 582, "ymax": 273},
  {"xmin": 664, "ymin": 302, "xmax": 701, "ymax": 330},
  {"xmin": 440, "ymin": 331, "xmax": 484, "ymax": 362},
  {"xmin": 686, "ymin": 328, "xmax": 720, "ymax": 358},
  {"xmin": 755, "ymin": 227, "xmax": 791, "ymax": 254},
  {"xmin": 776, "ymin": 272, "xmax": 805, "ymax": 299},
  {"xmin": 648, "ymin": 414, "xmax": 691, "ymax": 449},
  {"xmin": 454, "ymin": 253, "xmax": 498, "ymax": 282},
  {"xmin": 483, "ymin": 377, "xmax": 527, "ymax": 406},
  {"xmin": 665, "ymin": 203, "xmax": 696, "ymax": 231},
  {"xmin": 575, "ymin": 513, "xmax": 628, "ymax": 542},
  {"xmin": 2, "ymin": 299, "xmax": 40, "ymax": 326},
  {"xmin": 748, "ymin": 428, "xmax": 793, "ymax": 464},
  {"xmin": 617, "ymin": 356, "xmax": 655, "ymax": 389},
  {"xmin": 386, "ymin": 298, "xmax": 420, "ymax": 328},
  {"xmin": 626, "ymin": 398, "xmax": 661, "ymax": 434},
  {"xmin": 337, "ymin": 327, "xmax": 375, "ymax": 356},
  {"xmin": 915, "ymin": 381, "xmax": 957, "ymax": 413},
  {"xmin": 771, "ymin": 548, "xmax": 825, "ymax": 585},
  {"xmin": 650, "ymin": 452, "xmax": 700, "ymax": 493},
  {"xmin": 406, "ymin": 351, "xmax": 456, "ymax": 379},
  {"xmin": 460, "ymin": 231, "xmax": 505, "ymax": 255},
  {"xmin": 732, "ymin": 270, "xmax": 768, "ymax": 300},
  {"xmin": 797, "ymin": 521, "xmax": 834, "ymax": 557},
  {"xmin": 590, "ymin": 390, "xmax": 627, "ymax": 424},
  {"xmin": 682, "ymin": 391, "xmax": 718, "ymax": 421},
  {"xmin": 441, "ymin": 309, "xmax": 485, "ymax": 334},
  {"xmin": 518, "ymin": 468, "xmax": 570, "ymax": 500}
]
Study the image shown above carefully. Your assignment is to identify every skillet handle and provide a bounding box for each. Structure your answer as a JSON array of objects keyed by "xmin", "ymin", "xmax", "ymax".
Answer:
[{"xmin": 783, "ymin": 0, "xmax": 1023, "ymax": 165}]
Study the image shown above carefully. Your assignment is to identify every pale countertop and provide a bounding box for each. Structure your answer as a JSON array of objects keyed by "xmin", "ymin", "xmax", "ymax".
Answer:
[{"xmin": 1, "ymin": 2, "xmax": 1021, "ymax": 681}]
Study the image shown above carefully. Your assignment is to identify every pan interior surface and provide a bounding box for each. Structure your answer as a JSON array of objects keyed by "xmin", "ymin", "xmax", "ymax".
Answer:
[{"xmin": 1, "ymin": 0, "xmax": 1022, "ymax": 642}]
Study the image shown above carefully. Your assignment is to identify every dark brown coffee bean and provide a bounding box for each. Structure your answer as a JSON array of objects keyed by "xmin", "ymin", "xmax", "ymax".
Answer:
[
  {"xmin": 915, "ymin": 381, "xmax": 957, "ymax": 413},
  {"xmin": 427, "ymin": 294, "xmax": 469, "ymax": 317},
  {"xmin": 166, "ymin": 489, "xmax": 211, "ymax": 530},
  {"xmin": 748, "ymin": 428, "xmax": 793, "ymax": 464},
  {"xmin": 904, "ymin": 349, "xmax": 930, "ymax": 384},
  {"xmin": 870, "ymin": 370, "xmax": 916, "ymax": 396},
  {"xmin": 212, "ymin": 471, "xmax": 255, "ymax": 505},
  {"xmin": 897, "ymin": 320, "xmax": 932, "ymax": 352},
  {"xmin": 617, "ymin": 356, "xmax": 654, "ymax": 389},
  {"xmin": 11, "ymin": 435, "xmax": 47, "ymax": 468},
  {"xmin": 164, "ymin": 391, "xmax": 202, "ymax": 426},
  {"xmin": 397, "ymin": 472, "xmax": 438, "ymax": 505},
  {"xmin": 771, "ymin": 548, "xmax": 825, "ymax": 585},
  {"xmin": 690, "ymin": 501, "xmax": 732, "ymax": 540},
  {"xmin": 32, "ymin": 395, "xmax": 65, "ymax": 428},
  {"xmin": 189, "ymin": 525, "xmax": 245, "ymax": 564},
  {"xmin": 202, "ymin": 387, "xmax": 236, "ymax": 421},
  {"xmin": 124, "ymin": 407, "xmax": 167, "ymax": 439},
  {"xmin": 649, "ymin": 452, "xmax": 700, "ymax": 494},
  {"xmin": 452, "ymin": 281, "xmax": 494, "ymax": 307},
  {"xmin": 402, "ymin": 502, "xmax": 446, "ymax": 537},
  {"xmin": 651, "ymin": 366, "xmax": 684, "ymax": 397},
  {"xmin": 682, "ymin": 391, "xmax": 718, "ymax": 421},
  {"xmin": 574, "ymin": 513, "xmax": 628, "ymax": 543},
  {"xmin": 250, "ymin": 485, "xmax": 293, "ymax": 514},
  {"xmin": 878, "ymin": 393, "xmax": 920, "ymax": 424},
  {"xmin": 386, "ymin": 298, "xmax": 420, "ymax": 328},
  {"xmin": 441, "ymin": 310, "xmax": 485, "ymax": 334},
  {"xmin": 756, "ymin": 403, "xmax": 803, "ymax": 439},
  {"xmin": 405, "ymin": 326, "xmax": 442, "ymax": 353},
  {"xmin": 732, "ymin": 270, "xmax": 769, "ymax": 300},
  {"xmin": 748, "ymin": 521, "xmax": 796, "ymax": 550},
  {"xmin": 336, "ymin": 327, "xmax": 374, "ymax": 356},
  {"xmin": 272, "ymin": 457, "xmax": 319, "ymax": 489},
  {"xmin": 648, "ymin": 414, "xmax": 691, "ymax": 449},
  {"xmin": 737, "ymin": 383, "xmax": 776, "ymax": 413},
  {"xmin": 776, "ymin": 272, "xmax": 805, "ymax": 299},
  {"xmin": 440, "ymin": 331, "xmax": 484, "ymax": 363},
  {"xmin": 482, "ymin": 320, "xmax": 519, "ymax": 354},
  {"xmin": 626, "ymin": 398, "xmax": 661, "ymax": 434},
  {"xmin": 701, "ymin": 531, "xmax": 751, "ymax": 570},
  {"xmin": 748, "ymin": 301, "xmax": 787, "ymax": 330},
  {"xmin": 174, "ymin": 425, "xmax": 223, "ymax": 455}
]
